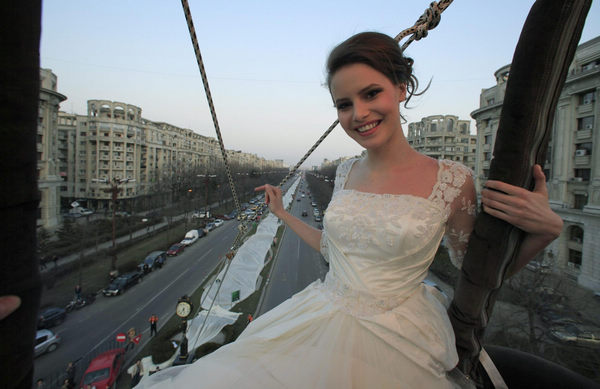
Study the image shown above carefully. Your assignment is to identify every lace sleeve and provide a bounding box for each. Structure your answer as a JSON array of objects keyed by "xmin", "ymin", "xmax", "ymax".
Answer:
[
  {"xmin": 320, "ymin": 230, "xmax": 330, "ymax": 263},
  {"xmin": 444, "ymin": 163, "xmax": 477, "ymax": 269},
  {"xmin": 332, "ymin": 158, "xmax": 356, "ymax": 194}
]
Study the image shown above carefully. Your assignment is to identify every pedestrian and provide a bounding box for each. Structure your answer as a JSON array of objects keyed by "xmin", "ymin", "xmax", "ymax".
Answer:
[
  {"xmin": 74, "ymin": 285, "xmax": 82, "ymax": 300},
  {"xmin": 39, "ymin": 256, "xmax": 47, "ymax": 270},
  {"xmin": 35, "ymin": 378, "xmax": 45, "ymax": 388},
  {"xmin": 247, "ymin": 314, "xmax": 253, "ymax": 323},
  {"xmin": 149, "ymin": 314, "xmax": 158, "ymax": 336},
  {"xmin": 65, "ymin": 361, "xmax": 76, "ymax": 387},
  {"xmin": 130, "ymin": 359, "xmax": 143, "ymax": 388},
  {"xmin": 53, "ymin": 255, "xmax": 59, "ymax": 268}
]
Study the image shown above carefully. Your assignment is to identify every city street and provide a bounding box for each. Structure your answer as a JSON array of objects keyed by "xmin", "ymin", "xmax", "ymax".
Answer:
[
  {"xmin": 34, "ymin": 219, "xmax": 240, "ymax": 383},
  {"xmin": 258, "ymin": 180, "xmax": 329, "ymax": 315}
]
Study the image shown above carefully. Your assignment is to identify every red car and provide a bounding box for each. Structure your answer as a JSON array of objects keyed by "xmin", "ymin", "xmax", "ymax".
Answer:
[
  {"xmin": 167, "ymin": 243, "xmax": 185, "ymax": 256},
  {"xmin": 80, "ymin": 348, "xmax": 125, "ymax": 389}
]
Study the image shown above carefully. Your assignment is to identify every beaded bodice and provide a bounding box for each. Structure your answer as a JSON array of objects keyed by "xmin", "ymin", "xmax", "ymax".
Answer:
[{"xmin": 319, "ymin": 157, "xmax": 476, "ymax": 301}]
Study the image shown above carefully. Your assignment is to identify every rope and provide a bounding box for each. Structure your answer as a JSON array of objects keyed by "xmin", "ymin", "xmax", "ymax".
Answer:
[
  {"xmin": 395, "ymin": 0, "xmax": 454, "ymax": 50},
  {"xmin": 180, "ymin": 0, "xmax": 244, "ymax": 228},
  {"xmin": 279, "ymin": 120, "xmax": 339, "ymax": 187}
]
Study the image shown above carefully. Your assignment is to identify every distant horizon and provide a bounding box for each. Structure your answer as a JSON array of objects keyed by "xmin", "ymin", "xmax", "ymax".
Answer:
[{"xmin": 41, "ymin": 0, "xmax": 600, "ymax": 167}]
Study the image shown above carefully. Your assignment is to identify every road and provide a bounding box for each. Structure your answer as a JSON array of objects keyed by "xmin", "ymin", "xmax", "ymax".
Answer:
[
  {"xmin": 258, "ymin": 179, "xmax": 329, "ymax": 315},
  {"xmin": 34, "ymin": 219, "xmax": 240, "ymax": 383}
]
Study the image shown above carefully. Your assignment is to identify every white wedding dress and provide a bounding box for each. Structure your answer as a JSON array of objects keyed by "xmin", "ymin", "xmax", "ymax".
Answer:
[{"xmin": 138, "ymin": 157, "xmax": 476, "ymax": 388}]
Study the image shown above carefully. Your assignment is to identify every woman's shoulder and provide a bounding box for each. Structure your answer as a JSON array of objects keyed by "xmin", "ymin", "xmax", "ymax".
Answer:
[{"xmin": 437, "ymin": 159, "xmax": 474, "ymax": 184}]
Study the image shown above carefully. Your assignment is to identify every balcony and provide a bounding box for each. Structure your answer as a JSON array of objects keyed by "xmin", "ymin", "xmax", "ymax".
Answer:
[
  {"xmin": 482, "ymin": 160, "xmax": 490, "ymax": 169},
  {"xmin": 577, "ymin": 103, "xmax": 593, "ymax": 115},
  {"xmin": 576, "ymin": 129, "xmax": 592, "ymax": 140},
  {"xmin": 574, "ymin": 155, "xmax": 591, "ymax": 165},
  {"xmin": 483, "ymin": 144, "xmax": 491, "ymax": 151}
]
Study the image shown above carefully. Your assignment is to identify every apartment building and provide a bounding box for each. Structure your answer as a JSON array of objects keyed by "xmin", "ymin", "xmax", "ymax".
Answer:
[
  {"xmin": 407, "ymin": 115, "xmax": 477, "ymax": 171},
  {"xmin": 471, "ymin": 37, "xmax": 600, "ymax": 290},
  {"xmin": 29, "ymin": 69, "xmax": 280, "ymax": 227},
  {"xmin": 38, "ymin": 69, "xmax": 67, "ymax": 229}
]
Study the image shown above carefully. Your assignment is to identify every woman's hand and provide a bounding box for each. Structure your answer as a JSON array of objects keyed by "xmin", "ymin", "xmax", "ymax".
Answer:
[
  {"xmin": 0, "ymin": 295, "xmax": 21, "ymax": 320},
  {"xmin": 481, "ymin": 164, "xmax": 563, "ymax": 240},
  {"xmin": 255, "ymin": 184, "xmax": 285, "ymax": 218}
]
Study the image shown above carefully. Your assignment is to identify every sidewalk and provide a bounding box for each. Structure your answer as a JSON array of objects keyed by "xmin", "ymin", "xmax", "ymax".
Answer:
[{"xmin": 40, "ymin": 214, "xmax": 185, "ymax": 274}]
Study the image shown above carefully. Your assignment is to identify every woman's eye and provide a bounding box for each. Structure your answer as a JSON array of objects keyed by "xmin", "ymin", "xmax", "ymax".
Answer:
[
  {"xmin": 365, "ymin": 88, "xmax": 382, "ymax": 99},
  {"xmin": 336, "ymin": 102, "xmax": 350, "ymax": 110}
]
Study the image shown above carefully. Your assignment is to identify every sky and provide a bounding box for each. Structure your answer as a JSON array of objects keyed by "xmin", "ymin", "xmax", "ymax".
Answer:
[{"xmin": 41, "ymin": 0, "xmax": 600, "ymax": 167}]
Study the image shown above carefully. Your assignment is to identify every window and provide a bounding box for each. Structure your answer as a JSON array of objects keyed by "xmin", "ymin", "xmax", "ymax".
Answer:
[
  {"xmin": 568, "ymin": 249, "xmax": 582, "ymax": 270},
  {"xmin": 580, "ymin": 91, "xmax": 595, "ymax": 105},
  {"xmin": 487, "ymin": 98, "xmax": 495, "ymax": 106},
  {"xmin": 574, "ymin": 169, "xmax": 590, "ymax": 181},
  {"xmin": 484, "ymin": 152, "xmax": 492, "ymax": 161},
  {"xmin": 577, "ymin": 116, "xmax": 594, "ymax": 131},
  {"xmin": 569, "ymin": 226, "xmax": 584, "ymax": 242},
  {"xmin": 484, "ymin": 135, "xmax": 492, "ymax": 144},
  {"xmin": 574, "ymin": 195, "xmax": 587, "ymax": 210},
  {"xmin": 430, "ymin": 123, "xmax": 437, "ymax": 132}
]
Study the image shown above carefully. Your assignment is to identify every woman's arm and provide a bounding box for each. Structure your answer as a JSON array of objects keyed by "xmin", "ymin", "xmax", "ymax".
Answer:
[
  {"xmin": 481, "ymin": 164, "xmax": 563, "ymax": 276},
  {"xmin": 255, "ymin": 184, "xmax": 323, "ymax": 252}
]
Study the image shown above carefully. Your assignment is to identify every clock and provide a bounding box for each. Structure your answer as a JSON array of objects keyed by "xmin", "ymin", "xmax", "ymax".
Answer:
[{"xmin": 176, "ymin": 297, "xmax": 193, "ymax": 318}]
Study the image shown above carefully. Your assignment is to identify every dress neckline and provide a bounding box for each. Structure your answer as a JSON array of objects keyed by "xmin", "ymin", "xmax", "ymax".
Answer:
[{"xmin": 341, "ymin": 157, "xmax": 443, "ymax": 202}]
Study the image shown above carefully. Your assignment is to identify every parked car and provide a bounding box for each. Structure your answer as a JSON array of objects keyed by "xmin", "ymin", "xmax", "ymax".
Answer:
[
  {"xmin": 214, "ymin": 219, "xmax": 224, "ymax": 227},
  {"xmin": 102, "ymin": 272, "xmax": 143, "ymax": 296},
  {"xmin": 138, "ymin": 251, "xmax": 166, "ymax": 273},
  {"xmin": 167, "ymin": 243, "xmax": 186, "ymax": 256},
  {"xmin": 205, "ymin": 222, "xmax": 216, "ymax": 232},
  {"xmin": 180, "ymin": 229, "xmax": 199, "ymax": 246},
  {"xmin": 549, "ymin": 321, "xmax": 600, "ymax": 347},
  {"xmin": 314, "ymin": 215, "xmax": 322, "ymax": 222},
  {"xmin": 35, "ymin": 329, "xmax": 60, "ymax": 357},
  {"xmin": 38, "ymin": 306, "xmax": 67, "ymax": 329},
  {"xmin": 80, "ymin": 348, "xmax": 125, "ymax": 389}
]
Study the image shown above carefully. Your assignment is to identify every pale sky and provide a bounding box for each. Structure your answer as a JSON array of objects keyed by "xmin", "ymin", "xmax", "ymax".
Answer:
[{"xmin": 41, "ymin": 1, "xmax": 600, "ymax": 167}]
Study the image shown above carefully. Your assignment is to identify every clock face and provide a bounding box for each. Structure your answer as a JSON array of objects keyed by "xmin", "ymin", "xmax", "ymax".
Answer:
[{"xmin": 176, "ymin": 302, "xmax": 191, "ymax": 317}]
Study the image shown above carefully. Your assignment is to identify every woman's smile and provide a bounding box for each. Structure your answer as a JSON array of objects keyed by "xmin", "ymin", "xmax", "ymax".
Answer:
[{"xmin": 354, "ymin": 120, "xmax": 381, "ymax": 136}]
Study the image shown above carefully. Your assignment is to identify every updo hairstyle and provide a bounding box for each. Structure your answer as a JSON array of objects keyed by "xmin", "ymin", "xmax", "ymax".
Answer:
[{"xmin": 326, "ymin": 32, "xmax": 422, "ymax": 106}]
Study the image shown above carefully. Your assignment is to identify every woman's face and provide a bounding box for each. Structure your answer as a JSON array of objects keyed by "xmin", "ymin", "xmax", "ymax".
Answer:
[{"xmin": 329, "ymin": 63, "xmax": 406, "ymax": 150}]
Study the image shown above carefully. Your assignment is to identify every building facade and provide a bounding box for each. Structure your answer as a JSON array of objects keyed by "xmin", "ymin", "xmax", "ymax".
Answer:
[
  {"xmin": 38, "ymin": 69, "xmax": 67, "ymax": 229},
  {"xmin": 407, "ymin": 115, "xmax": 477, "ymax": 171},
  {"xmin": 54, "ymin": 99, "xmax": 284, "ymax": 213},
  {"xmin": 471, "ymin": 37, "xmax": 600, "ymax": 290},
  {"xmin": 30, "ymin": 66, "xmax": 283, "ymax": 227}
]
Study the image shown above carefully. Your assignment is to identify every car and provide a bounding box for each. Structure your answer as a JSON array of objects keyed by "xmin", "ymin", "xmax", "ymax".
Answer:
[
  {"xmin": 214, "ymin": 219, "xmax": 224, "ymax": 227},
  {"xmin": 180, "ymin": 230, "xmax": 200, "ymax": 246},
  {"xmin": 35, "ymin": 329, "xmax": 60, "ymax": 357},
  {"xmin": 138, "ymin": 251, "xmax": 166, "ymax": 273},
  {"xmin": 167, "ymin": 243, "xmax": 185, "ymax": 256},
  {"xmin": 549, "ymin": 321, "xmax": 600, "ymax": 347},
  {"xmin": 38, "ymin": 306, "xmax": 67, "ymax": 329},
  {"xmin": 311, "ymin": 202, "xmax": 317, "ymax": 207},
  {"xmin": 80, "ymin": 348, "xmax": 125, "ymax": 389},
  {"xmin": 301, "ymin": 210, "xmax": 308, "ymax": 217},
  {"xmin": 314, "ymin": 216, "xmax": 322, "ymax": 222},
  {"xmin": 296, "ymin": 198, "xmax": 301, "ymax": 202},
  {"xmin": 102, "ymin": 272, "xmax": 143, "ymax": 296},
  {"xmin": 115, "ymin": 211, "xmax": 130, "ymax": 217}
]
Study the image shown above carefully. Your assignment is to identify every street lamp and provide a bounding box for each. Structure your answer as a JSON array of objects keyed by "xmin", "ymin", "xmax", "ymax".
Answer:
[
  {"xmin": 197, "ymin": 174, "xmax": 217, "ymax": 217},
  {"xmin": 92, "ymin": 177, "xmax": 135, "ymax": 270}
]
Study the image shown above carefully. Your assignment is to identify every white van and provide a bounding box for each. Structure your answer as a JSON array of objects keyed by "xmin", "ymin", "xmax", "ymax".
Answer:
[{"xmin": 180, "ymin": 229, "xmax": 199, "ymax": 246}]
